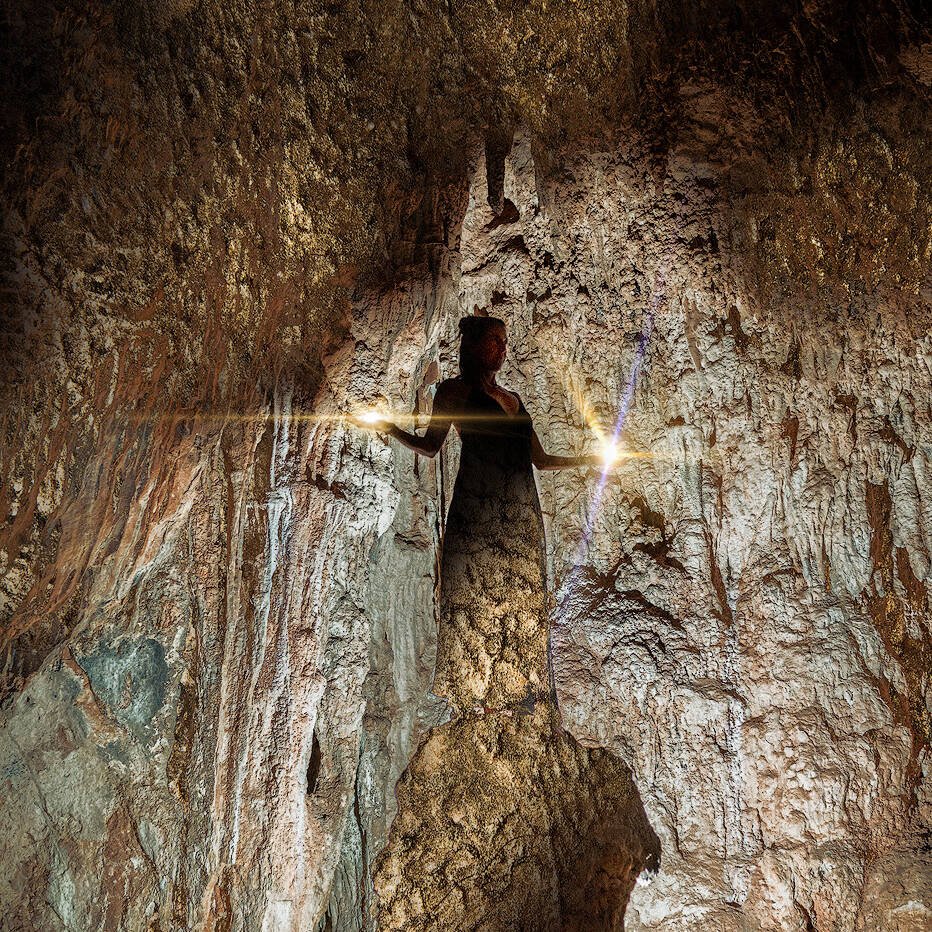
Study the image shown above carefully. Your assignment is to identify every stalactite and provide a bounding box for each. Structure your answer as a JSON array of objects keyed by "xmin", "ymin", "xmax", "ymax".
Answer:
[{"xmin": 1, "ymin": 2, "xmax": 930, "ymax": 930}]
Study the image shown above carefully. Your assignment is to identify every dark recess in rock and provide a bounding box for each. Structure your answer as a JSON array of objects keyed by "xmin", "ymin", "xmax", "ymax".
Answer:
[{"xmin": 307, "ymin": 729, "xmax": 323, "ymax": 796}]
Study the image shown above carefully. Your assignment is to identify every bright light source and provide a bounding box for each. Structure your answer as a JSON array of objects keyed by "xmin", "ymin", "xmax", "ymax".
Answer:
[
  {"xmin": 601, "ymin": 439, "xmax": 622, "ymax": 465},
  {"xmin": 358, "ymin": 410, "xmax": 383, "ymax": 425}
]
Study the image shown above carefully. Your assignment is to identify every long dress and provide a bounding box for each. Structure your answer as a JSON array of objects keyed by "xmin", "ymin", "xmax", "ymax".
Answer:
[
  {"xmin": 374, "ymin": 383, "xmax": 659, "ymax": 931},
  {"xmin": 432, "ymin": 383, "xmax": 552, "ymax": 714}
]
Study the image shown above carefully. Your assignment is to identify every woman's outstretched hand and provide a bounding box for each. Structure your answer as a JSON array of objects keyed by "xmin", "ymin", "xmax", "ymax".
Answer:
[
  {"xmin": 580, "ymin": 453, "xmax": 618, "ymax": 475},
  {"xmin": 352, "ymin": 412, "xmax": 395, "ymax": 434},
  {"xmin": 351, "ymin": 406, "xmax": 449, "ymax": 458}
]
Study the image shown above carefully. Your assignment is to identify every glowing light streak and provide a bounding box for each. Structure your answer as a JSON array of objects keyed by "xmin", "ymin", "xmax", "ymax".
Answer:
[
  {"xmin": 132, "ymin": 410, "xmax": 557, "ymax": 433},
  {"xmin": 600, "ymin": 438, "xmax": 622, "ymax": 466},
  {"xmin": 575, "ymin": 274, "xmax": 665, "ymax": 563},
  {"xmin": 541, "ymin": 345, "xmax": 655, "ymax": 467},
  {"xmin": 563, "ymin": 362, "xmax": 609, "ymax": 443}
]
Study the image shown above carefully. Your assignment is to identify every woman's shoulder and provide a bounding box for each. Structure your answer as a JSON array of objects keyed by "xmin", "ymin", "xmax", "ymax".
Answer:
[
  {"xmin": 502, "ymin": 387, "xmax": 525, "ymax": 414},
  {"xmin": 435, "ymin": 377, "xmax": 470, "ymax": 398},
  {"xmin": 433, "ymin": 377, "xmax": 470, "ymax": 411}
]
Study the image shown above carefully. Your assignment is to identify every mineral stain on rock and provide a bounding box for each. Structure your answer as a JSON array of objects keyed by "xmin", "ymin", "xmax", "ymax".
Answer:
[
  {"xmin": 77, "ymin": 637, "xmax": 168, "ymax": 743},
  {"xmin": 864, "ymin": 479, "xmax": 931, "ymax": 794}
]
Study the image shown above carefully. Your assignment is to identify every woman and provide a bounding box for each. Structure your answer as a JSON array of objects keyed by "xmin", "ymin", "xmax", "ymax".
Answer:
[
  {"xmin": 370, "ymin": 314, "xmax": 601, "ymax": 715},
  {"xmin": 376, "ymin": 315, "xmax": 599, "ymax": 470},
  {"xmin": 370, "ymin": 316, "xmax": 659, "ymax": 929}
]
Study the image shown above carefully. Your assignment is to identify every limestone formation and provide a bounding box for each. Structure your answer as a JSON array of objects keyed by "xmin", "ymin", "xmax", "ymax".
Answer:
[
  {"xmin": 375, "ymin": 708, "xmax": 658, "ymax": 931},
  {"xmin": 2, "ymin": 2, "xmax": 931, "ymax": 931}
]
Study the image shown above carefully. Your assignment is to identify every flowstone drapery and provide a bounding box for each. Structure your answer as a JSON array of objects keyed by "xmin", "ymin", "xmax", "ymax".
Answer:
[{"xmin": 2, "ymin": 3, "xmax": 930, "ymax": 929}]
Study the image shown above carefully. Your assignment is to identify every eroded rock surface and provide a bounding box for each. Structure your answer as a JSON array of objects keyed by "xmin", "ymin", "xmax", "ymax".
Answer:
[
  {"xmin": 376, "ymin": 708, "xmax": 657, "ymax": 931},
  {"xmin": 455, "ymin": 128, "xmax": 932, "ymax": 929},
  {"xmin": 1, "ymin": 2, "xmax": 930, "ymax": 930}
]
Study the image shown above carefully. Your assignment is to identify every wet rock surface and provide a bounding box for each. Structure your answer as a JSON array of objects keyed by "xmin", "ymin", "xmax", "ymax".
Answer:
[{"xmin": 1, "ymin": 2, "xmax": 931, "ymax": 930}]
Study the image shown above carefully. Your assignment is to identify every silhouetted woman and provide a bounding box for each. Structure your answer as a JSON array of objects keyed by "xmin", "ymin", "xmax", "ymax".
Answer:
[
  {"xmin": 371, "ymin": 316, "xmax": 661, "ymax": 929},
  {"xmin": 373, "ymin": 315, "xmax": 599, "ymax": 715}
]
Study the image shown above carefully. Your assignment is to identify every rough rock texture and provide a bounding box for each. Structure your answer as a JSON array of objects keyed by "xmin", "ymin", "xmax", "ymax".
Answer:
[
  {"xmin": 461, "ymin": 129, "xmax": 932, "ymax": 929},
  {"xmin": 2, "ymin": 1, "xmax": 931, "ymax": 930},
  {"xmin": 375, "ymin": 708, "xmax": 658, "ymax": 931}
]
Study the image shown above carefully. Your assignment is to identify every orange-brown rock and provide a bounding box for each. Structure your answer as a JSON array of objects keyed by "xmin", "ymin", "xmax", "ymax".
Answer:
[{"xmin": 1, "ymin": 2, "xmax": 930, "ymax": 930}]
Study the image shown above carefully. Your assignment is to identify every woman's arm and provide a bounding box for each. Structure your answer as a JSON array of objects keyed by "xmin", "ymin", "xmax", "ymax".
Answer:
[
  {"xmin": 379, "ymin": 382, "xmax": 459, "ymax": 458},
  {"xmin": 531, "ymin": 429, "xmax": 602, "ymax": 471}
]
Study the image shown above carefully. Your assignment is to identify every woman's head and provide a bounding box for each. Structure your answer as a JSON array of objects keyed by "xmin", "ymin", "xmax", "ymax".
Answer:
[{"xmin": 458, "ymin": 315, "xmax": 507, "ymax": 379}]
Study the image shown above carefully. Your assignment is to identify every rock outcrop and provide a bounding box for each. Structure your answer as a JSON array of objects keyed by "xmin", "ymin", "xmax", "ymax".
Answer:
[
  {"xmin": 458, "ymin": 127, "xmax": 932, "ymax": 930},
  {"xmin": 2, "ymin": 2, "xmax": 930, "ymax": 930}
]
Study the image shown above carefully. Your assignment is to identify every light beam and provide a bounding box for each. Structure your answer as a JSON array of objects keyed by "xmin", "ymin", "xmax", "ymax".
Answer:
[{"xmin": 574, "ymin": 271, "xmax": 666, "ymax": 564}]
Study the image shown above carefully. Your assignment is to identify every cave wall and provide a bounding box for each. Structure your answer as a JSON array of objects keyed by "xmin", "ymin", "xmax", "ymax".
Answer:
[
  {"xmin": 2, "ymin": 1, "xmax": 931, "ymax": 930},
  {"xmin": 455, "ymin": 126, "xmax": 932, "ymax": 929},
  {"xmin": 0, "ymin": 211, "xmax": 468, "ymax": 931}
]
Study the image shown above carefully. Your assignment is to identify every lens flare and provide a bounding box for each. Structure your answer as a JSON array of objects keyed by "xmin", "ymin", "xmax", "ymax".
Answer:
[
  {"xmin": 570, "ymin": 267, "xmax": 667, "ymax": 564},
  {"xmin": 358, "ymin": 410, "xmax": 384, "ymax": 425},
  {"xmin": 600, "ymin": 439, "xmax": 622, "ymax": 465}
]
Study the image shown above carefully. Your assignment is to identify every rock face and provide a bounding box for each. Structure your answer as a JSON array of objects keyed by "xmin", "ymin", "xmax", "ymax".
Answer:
[
  {"xmin": 457, "ymin": 128, "xmax": 932, "ymax": 929},
  {"xmin": 456, "ymin": 130, "xmax": 932, "ymax": 929},
  {"xmin": 2, "ymin": 2, "xmax": 931, "ymax": 931},
  {"xmin": 375, "ymin": 708, "xmax": 658, "ymax": 931}
]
